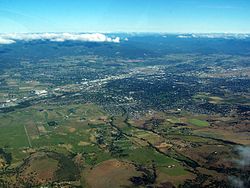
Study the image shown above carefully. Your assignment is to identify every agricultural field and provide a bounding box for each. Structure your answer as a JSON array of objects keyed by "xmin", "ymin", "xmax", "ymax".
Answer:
[
  {"xmin": 0, "ymin": 34, "xmax": 249, "ymax": 187},
  {"xmin": 0, "ymin": 101, "xmax": 249, "ymax": 187}
]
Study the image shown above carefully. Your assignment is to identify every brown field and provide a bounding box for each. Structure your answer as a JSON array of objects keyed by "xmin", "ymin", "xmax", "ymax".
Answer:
[
  {"xmin": 180, "ymin": 144, "xmax": 235, "ymax": 169},
  {"xmin": 68, "ymin": 127, "xmax": 76, "ymax": 133},
  {"xmin": 83, "ymin": 159, "xmax": 142, "ymax": 188},
  {"xmin": 18, "ymin": 152, "xmax": 59, "ymax": 185},
  {"xmin": 194, "ymin": 128, "xmax": 250, "ymax": 145},
  {"xmin": 156, "ymin": 169, "xmax": 195, "ymax": 187}
]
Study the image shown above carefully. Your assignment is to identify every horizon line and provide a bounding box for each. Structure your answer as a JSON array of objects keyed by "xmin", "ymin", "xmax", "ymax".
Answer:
[{"xmin": 0, "ymin": 32, "xmax": 250, "ymax": 35}]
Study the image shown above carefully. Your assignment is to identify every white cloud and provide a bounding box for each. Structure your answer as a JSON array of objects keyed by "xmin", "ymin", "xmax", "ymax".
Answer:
[
  {"xmin": 177, "ymin": 35, "xmax": 191, "ymax": 38},
  {"xmin": 234, "ymin": 146, "xmax": 250, "ymax": 167},
  {"xmin": 176, "ymin": 33, "xmax": 250, "ymax": 39},
  {"xmin": 191, "ymin": 33, "xmax": 250, "ymax": 39},
  {"xmin": 0, "ymin": 33, "xmax": 121, "ymax": 44},
  {"xmin": 112, "ymin": 37, "xmax": 120, "ymax": 43},
  {"xmin": 0, "ymin": 37, "xmax": 16, "ymax": 44}
]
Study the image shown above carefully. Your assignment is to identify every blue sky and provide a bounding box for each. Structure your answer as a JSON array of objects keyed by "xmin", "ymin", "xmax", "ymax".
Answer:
[{"xmin": 0, "ymin": 0, "xmax": 250, "ymax": 33}]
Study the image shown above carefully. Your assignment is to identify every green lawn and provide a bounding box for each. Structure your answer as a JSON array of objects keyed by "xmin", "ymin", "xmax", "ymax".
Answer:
[
  {"xmin": 126, "ymin": 146, "xmax": 177, "ymax": 166},
  {"xmin": 0, "ymin": 121, "xmax": 29, "ymax": 149},
  {"xmin": 188, "ymin": 118, "xmax": 209, "ymax": 127},
  {"xmin": 159, "ymin": 165, "xmax": 188, "ymax": 176}
]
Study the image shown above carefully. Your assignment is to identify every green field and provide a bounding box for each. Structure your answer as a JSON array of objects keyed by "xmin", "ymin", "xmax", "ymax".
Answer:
[
  {"xmin": 188, "ymin": 118, "xmax": 210, "ymax": 127},
  {"xmin": 0, "ymin": 102, "xmax": 243, "ymax": 187}
]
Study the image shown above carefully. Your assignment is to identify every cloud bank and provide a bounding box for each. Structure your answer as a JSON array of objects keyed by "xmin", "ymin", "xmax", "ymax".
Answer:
[
  {"xmin": 228, "ymin": 146, "xmax": 250, "ymax": 188},
  {"xmin": 0, "ymin": 37, "xmax": 16, "ymax": 44},
  {"xmin": 234, "ymin": 146, "xmax": 250, "ymax": 167},
  {"xmin": 177, "ymin": 33, "xmax": 250, "ymax": 39},
  {"xmin": 0, "ymin": 33, "xmax": 120, "ymax": 44}
]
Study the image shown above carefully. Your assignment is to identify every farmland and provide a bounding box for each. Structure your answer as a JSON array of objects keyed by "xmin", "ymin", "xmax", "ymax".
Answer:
[{"xmin": 0, "ymin": 34, "xmax": 249, "ymax": 187}]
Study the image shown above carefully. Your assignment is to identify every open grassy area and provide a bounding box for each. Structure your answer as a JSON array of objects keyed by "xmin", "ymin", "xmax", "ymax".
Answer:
[
  {"xmin": 126, "ymin": 146, "xmax": 177, "ymax": 166},
  {"xmin": 1, "ymin": 102, "xmax": 244, "ymax": 187},
  {"xmin": 159, "ymin": 165, "xmax": 189, "ymax": 176},
  {"xmin": 0, "ymin": 103, "xmax": 109, "ymax": 165},
  {"xmin": 188, "ymin": 118, "xmax": 210, "ymax": 127},
  {"xmin": 0, "ymin": 122, "xmax": 29, "ymax": 149}
]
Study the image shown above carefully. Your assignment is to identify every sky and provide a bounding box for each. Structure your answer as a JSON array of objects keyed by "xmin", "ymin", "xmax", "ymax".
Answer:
[{"xmin": 0, "ymin": 0, "xmax": 250, "ymax": 33}]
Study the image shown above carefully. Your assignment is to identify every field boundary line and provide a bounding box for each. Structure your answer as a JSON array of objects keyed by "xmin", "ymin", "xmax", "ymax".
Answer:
[{"xmin": 24, "ymin": 125, "xmax": 32, "ymax": 148}]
